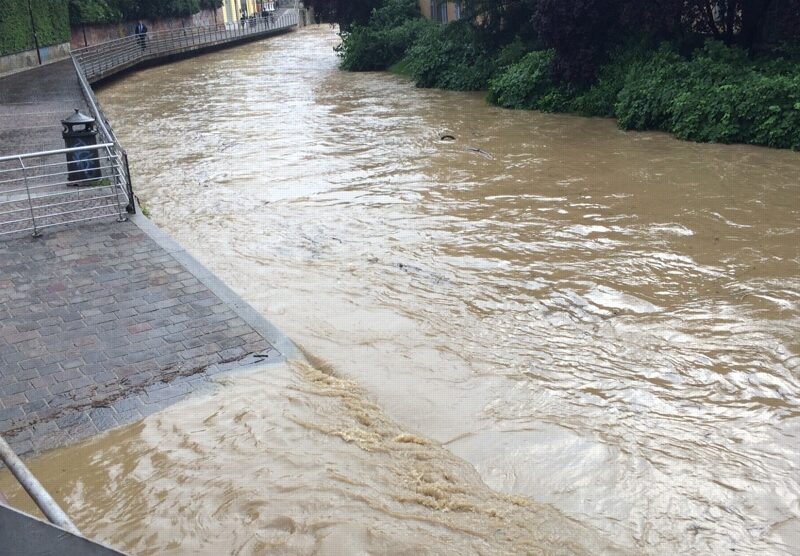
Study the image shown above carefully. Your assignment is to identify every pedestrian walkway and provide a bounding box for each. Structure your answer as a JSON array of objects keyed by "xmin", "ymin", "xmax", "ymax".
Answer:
[
  {"xmin": 0, "ymin": 218, "xmax": 281, "ymax": 456},
  {"xmin": 0, "ymin": 59, "xmax": 128, "ymax": 237}
]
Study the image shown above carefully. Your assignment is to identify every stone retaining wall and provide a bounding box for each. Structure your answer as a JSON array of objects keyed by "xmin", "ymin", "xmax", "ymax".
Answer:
[
  {"xmin": 70, "ymin": 8, "xmax": 224, "ymax": 49},
  {"xmin": 0, "ymin": 43, "xmax": 71, "ymax": 79}
]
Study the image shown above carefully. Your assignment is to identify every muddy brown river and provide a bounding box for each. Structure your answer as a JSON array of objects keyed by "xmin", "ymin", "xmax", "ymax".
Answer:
[{"xmin": 3, "ymin": 25, "xmax": 799, "ymax": 555}]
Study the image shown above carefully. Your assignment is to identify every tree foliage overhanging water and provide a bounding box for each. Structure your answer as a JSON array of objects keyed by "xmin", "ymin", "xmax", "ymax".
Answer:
[{"xmin": 320, "ymin": 0, "xmax": 800, "ymax": 149}]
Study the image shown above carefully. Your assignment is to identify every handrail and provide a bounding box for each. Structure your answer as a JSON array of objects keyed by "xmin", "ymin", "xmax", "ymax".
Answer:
[
  {"xmin": 0, "ymin": 143, "xmax": 114, "ymax": 163},
  {"xmin": 72, "ymin": 11, "xmax": 297, "ymax": 64},
  {"xmin": 0, "ymin": 434, "xmax": 81, "ymax": 535}
]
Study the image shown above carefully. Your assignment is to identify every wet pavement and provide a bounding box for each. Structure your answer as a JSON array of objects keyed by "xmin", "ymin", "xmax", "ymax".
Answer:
[{"xmin": 0, "ymin": 218, "xmax": 281, "ymax": 457}]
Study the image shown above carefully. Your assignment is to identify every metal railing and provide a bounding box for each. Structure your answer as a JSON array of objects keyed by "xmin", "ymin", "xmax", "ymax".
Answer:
[
  {"xmin": 72, "ymin": 55, "xmax": 135, "ymax": 213},
  {"xmin": 0, "ymin": 143, "xmax": 129, "ymax": 237},
  {"xmin": 72, "ymin": 9, "xmax": 299, "ymax": 83}
]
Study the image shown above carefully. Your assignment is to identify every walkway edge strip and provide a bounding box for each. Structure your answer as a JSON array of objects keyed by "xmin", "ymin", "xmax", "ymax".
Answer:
[{"xmin": 130, "ymin": 208, "xmax": 303, "ymax": 361}]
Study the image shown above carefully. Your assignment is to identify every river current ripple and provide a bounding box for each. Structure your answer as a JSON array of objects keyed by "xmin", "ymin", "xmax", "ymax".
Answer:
[{"xmin": 5, "ymin": 25, "xmax": 798, "ymax": 555}]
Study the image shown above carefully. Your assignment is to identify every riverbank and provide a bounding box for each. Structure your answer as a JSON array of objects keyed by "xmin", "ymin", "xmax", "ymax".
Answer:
[{"xmin": 337, "ymin": 0, "xmax": 800, "ymax": 150}]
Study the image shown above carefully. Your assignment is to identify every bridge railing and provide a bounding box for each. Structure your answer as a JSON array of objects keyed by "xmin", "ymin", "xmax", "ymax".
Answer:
[{"xmin": 72, "ymin": 10, "xmax": 299, "ymax": 83}]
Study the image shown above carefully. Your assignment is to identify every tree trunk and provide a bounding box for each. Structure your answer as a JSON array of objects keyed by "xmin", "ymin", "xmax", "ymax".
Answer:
[
  {"xmin": 739, "ymin": 0, "xmax": 774, "ymax": 48},
  {"xmin": 702, "ymin": 0, "xmax": 722, "ymax": 38}
]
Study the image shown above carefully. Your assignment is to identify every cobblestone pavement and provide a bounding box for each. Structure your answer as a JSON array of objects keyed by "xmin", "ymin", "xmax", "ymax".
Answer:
[{"xmin": 0, "ymin": 219, "xmax": 279, "ymax": 456}]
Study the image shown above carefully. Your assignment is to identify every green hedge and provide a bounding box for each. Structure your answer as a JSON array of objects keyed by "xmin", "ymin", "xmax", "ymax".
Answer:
[
  {"xmin": 487, "ymin": 40, "xmax": 800, "ymax": 150},
  {"xmin": 69, "ymin": 0, "xmax": 122, "ymax": 25},
  {"xmin": 488, "ymin": 50, "xmax": 573, "ymax": 111},
  {"xmin": 402, "ymin": 21, "xmax": 497, "ymax": 91},
  {"xmin": 32, "ymin": 0, "xmax": 71, "ymax": 46},
  {"xmin": 616, "ymin": 42, "xmax": 800, "ymax": 149},
  {"xmin": 0, "ymin": 1, "xmax": 34, "ymax": 54},
  {"xmin": 0, "ymin": 0, "xmax": 69, "ymax": 56},
  {"xmin": 337, "ymin": 0, "xmax": 429, "ymax": 71}
]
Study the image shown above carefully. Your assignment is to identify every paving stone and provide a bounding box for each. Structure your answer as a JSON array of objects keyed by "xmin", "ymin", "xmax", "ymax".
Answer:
[{"xmin": 89, "ymin": 407, "xmax": 118, "ymax": 430}]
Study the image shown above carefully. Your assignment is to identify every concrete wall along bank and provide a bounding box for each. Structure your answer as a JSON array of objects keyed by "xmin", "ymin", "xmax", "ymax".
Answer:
[{"xmin": 71, "ymin": 8, "xmax": 225, "ymax": 48}]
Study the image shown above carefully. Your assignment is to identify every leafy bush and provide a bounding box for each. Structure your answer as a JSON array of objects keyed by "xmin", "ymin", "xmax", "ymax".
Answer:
[
  {"xmin": 0, "ymin": 0, "xmax": 35, "ymax": 54},
  {"xmin": 69, "ymin": 0, "xmax": 221, "ymax": 24},
  {"xmin": 402, "ymin": 21, "xmax": 496, "ymax": 91},
  {"xmin": 487, "ymin": 50, "xmax": 572, "ymax": 111},
  {"xmin": 570, "ymin": 43, "xmax": 652, "ymax": 117},
  {"xmin": 616, "ymin": 41, "xmax": 800, "ymax": 149},
  {"xmin": 339, "ymin": 18, "xmax": 431, "ymax": 71},
  {"xmin": 69, "ymin": 0, "xmax": 122, "ymax": 24},
  {"xmin": 337, "ymin": 0, "xmax": 427, "ymax": 71},
  {"xmin": 32, "ymin": 0, "xmax": 71, "ymax": 46},
  {"xmin": 334, "ymin": 0, "xmax": 800, "ymax": 150},
  {"xmin": 613, "ymin": 45, "xmax": 685, "ymax": 130},
  {"xmin": 493, "ymin": 36, "xmax": 532, "ymax": 71}
]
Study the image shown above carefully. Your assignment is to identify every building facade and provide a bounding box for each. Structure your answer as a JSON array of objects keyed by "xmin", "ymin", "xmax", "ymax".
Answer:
[
  {"xmin": 418, "ymin": 0, "xmax": 462, "ymax": 23},
  {"xmin": 222, "ymin": 0, "xmax": 259, "ymax": 26}
]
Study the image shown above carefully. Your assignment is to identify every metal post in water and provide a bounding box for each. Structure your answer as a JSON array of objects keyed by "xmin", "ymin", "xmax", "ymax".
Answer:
[{"xmin": 0, "ymin": 434, "xmax": 81, "ymax": 536}]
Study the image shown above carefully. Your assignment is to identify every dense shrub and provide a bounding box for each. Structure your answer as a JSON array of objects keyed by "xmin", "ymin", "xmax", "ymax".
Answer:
[
  {"xmin": 69, "ymin": 0, "xmax": 122, "ymax": 24},
  {"xmin": 32, "ymin": 0, "xmax": 71, "ymax": 45},
  {"xmin": 339, "ymin": 18, "xmax": 431, "ymax": 71},
  {"xmin": 614, "ymin": 45, "xmax": 686, "ymax": 131},
  {"xmin": 68, "ymin": 0, "xmax": 221, "ymax": 25},
  {"xmin": 401, "ymin": 21, "xmax": 496, "ymax": 91},
  {"xmin": 570, "ymin": 43, "xmax": 652, "ymax": 117},
  {"xmin": 487, "ymin": 50, "xmax": 572, "ymax": 111},
  {"xmin": 335, "ymin": 1, "xmax": 800, "ymax": 150},
  {"xmin": 492, "ymin": 36, "xmax": 532, "ymax": 71},
  {"xmin": 616, "ymin": 41, "xmax": 800, "ymax": 149},
  {"xmin": 337, "ymin": 0, "xmax": 427, "ymax": 71},
  {"xmin": 0, "ymin": 0, "xmax": 35, "ymax": 54}
]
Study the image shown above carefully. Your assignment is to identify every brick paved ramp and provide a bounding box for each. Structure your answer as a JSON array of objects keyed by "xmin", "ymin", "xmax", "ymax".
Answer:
[{"xmin": 0, "ymin": 219, "xmax": 279, "ymax": 456}]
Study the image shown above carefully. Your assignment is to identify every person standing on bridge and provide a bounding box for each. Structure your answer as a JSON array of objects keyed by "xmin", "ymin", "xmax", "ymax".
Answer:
[{"xmin": 135, "ymin": 21, "xmax": 148, "ymax": 50}]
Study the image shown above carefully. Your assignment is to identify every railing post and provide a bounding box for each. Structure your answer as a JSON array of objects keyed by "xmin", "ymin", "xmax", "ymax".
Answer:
[
  {"xmin": 122, "ymin": 150, "xmax": 135, "ymax": 214},
  {"xmin": 104, "ymin": 146, "xmax": 127, "ymax": 222},
  {"xmin": 18, "ymin": 157, "xmax": 40, "ymax": 237}
]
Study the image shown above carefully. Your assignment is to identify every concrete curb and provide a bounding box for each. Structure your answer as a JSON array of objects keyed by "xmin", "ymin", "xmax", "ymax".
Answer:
[{"xmin": 129, "ymin": 206, "xmax": 303, "ymax": 362}]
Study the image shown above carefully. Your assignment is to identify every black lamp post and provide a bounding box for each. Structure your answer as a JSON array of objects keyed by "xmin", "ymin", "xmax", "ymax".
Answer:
[{"xmin": 25, "ymin": 0, "xmax": 42, "ymax": 65}]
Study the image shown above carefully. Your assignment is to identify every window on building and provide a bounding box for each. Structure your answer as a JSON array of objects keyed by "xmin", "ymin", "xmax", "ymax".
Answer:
[
  {"xmin": 440, "ymin": 1, "xmax": 448, "ymax": 23},
  {"xmin": 454, "ymin": 0, "xmax": 461, "ymax": 20}
]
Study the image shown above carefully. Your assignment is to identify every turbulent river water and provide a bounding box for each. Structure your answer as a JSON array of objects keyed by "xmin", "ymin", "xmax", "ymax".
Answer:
[{"xmin": 3, "ymin": 25, "xmax": 799, "ymax": 555}]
